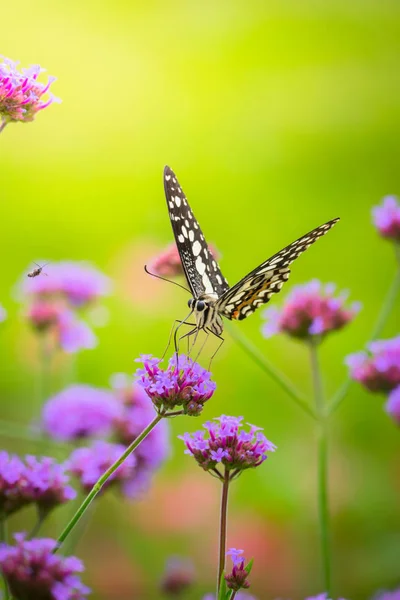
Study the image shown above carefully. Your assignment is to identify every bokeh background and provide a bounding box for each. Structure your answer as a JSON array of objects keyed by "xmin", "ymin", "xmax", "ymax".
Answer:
[{"xmin": 1, "ymin": 1, "xmax": 400, "ymax": 598}]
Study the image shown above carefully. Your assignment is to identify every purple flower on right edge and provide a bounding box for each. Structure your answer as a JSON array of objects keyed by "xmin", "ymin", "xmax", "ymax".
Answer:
[
  {"xmin": 372, "ymin": 195, "xmax": 400, "ymax": 243},
  {"xmin": 261, "ymin": 280, "xmax": 361, "ymax": 340}
]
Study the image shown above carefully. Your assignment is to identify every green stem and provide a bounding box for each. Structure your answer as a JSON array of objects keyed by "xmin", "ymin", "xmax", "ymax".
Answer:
[
  {"xmin": 37, "ymin": 335, "xmax": 52, "ymax": 405},
  {"xmin": 226, "ymin": 323, "xmax": 316, "ymax": 420},
  {"xmin": 53, "ymin": 412, "xmax": 163, "ymax": 553},
  {"xmin": 217, "ymin": 468, "xmax": 230, "ymax": 594},
  {"xmin": 309, "ymin": 341, "xmax": 331, "ymax": 595},
  {"xmin": 329, "ymin": 245, "xmax": 400, "ymax": 414},
  {"xmin": 0, "ymin": 119, "xmax": 7, "ymax": 134}
]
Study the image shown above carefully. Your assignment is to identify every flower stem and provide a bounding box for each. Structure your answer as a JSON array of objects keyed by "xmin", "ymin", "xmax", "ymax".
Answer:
[
  {"xmin": 329, "ymin": 246, "xmax": 400, "ymax": 414},
  {"xmin": 309, "ymin": 340, "xmax": 331, "ymax": 595},
  {"xmin": 217, "ymin": 467, "xmax": 230, "ymax": 594},
  {"xmin": 226, "ymin": 323, "xmax": 316, "ymax": 420},
  {"xmin": 37, "ymin": 335, "xmax": 52, "ymax": 406},
  {"xmin": 53, "ymin": 412, "xmax": 164, "ymax": 553},
  {"xmin": 0, "ymin": 119, "xmax": 7, "ymax": 134}
]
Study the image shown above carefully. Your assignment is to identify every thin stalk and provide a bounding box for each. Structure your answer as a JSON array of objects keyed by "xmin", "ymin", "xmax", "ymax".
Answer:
[
  {"xmin": 53, "ymin": 412, "xmax": 163, "ymax": 552},
  {"xmin": 217, "ymin": 468, "xmax": 230, "ymax": 594},
  {"xmin": 329, "ymin": 245, "xmax": 400, "ymax": 414},
  {"xmin": 309, "ymin": 340, "xmax": 331, "ymax": 595},
  {"xmin": 0, "ymin": 120, "xmax": 7, "ymax": 134},
  {"xmin": 28, "ymin": 508, "xmax": 48, "ymax": 539},
  {"xmin": 226, "ymin": 323, "xmax": 316, "ymax": 420},
  {"xmin": 0, "ymin": 419, "xmax": 68, "ymax": 447}
]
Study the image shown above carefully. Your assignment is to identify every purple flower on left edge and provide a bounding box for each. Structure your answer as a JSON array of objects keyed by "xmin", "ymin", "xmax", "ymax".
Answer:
[
  {"xmin": 179, "ymin": 415, "xmax": 276, "ymax": 478},
  {"xmin": 0, "ymin": 303, "xmax": 6, "ymax": 323},
  {"xmin": 261, "ymin": 280, "xmax": 361, "ymax": 341},
  {"xmin": 0, "ymin": 451, "xmax": 76, "ymax": 518},
  {"xmin": 0, "ymin": 533, "xmax": 90, "ymax": 600},
  {"xmin": 135, "ymin": 354, "xmax": 216, "ymax": 416},
  {"xmin": 67, "ymin": 441, "xmax": 136, "ymax": 494},
  {"xmin": 372, "ymin": 195, "xmax": 400, "ymax": 243},
  {"xmin": 0, "ymin": 56, "xmax": 60, "ymax": 129},
  {"xmin": 42, "ymin": 385, "xmax": 123, "ymax": 441}
]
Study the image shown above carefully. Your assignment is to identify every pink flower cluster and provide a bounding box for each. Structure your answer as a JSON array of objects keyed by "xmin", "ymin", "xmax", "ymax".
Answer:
[
  {"xmin": 262, "ymin": 280, "xmax": 361, "ymax": 340},
  {"xmin": 0, "ymin": 56, "xmax": 59, "ymax": 126},
  {"xmin": 372, "ymin": 196, "xmax": 400, "ymax": 243},
  {"xmin": 148, "ymin": 242, "xmax": 220, "ymax": 278},
  {"xmin": 18, "ymin": 261, "xmax": 110, "ymax": 354},
  {"xmin": 346, "ymin": 336, "xmax": 400, "ymax": 425}
]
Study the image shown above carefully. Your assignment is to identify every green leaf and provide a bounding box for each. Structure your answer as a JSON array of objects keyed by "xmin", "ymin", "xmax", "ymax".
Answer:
[
  {"xmin": 217, "ymin": 572, "xmax": 229, "ymax": 600},
  {"xmin": 245, "ymin": 557, "xmax": 254, "ymax": 575}
]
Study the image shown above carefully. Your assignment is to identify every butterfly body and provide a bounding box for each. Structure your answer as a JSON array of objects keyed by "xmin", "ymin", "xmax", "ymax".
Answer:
[{"xmin": 163, "ymin": 165, "xmax": 339, "ymax": 339}]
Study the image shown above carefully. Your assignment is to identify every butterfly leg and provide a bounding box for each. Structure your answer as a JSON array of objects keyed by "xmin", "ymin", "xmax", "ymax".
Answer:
[
  {"xmin": 207, "ymin": 330, "xmax": 225, "ymax": 370},
  {"xmin": 162, "ymin": 317, "xmax": 196, "ymax": 360},
  {"xmin": 191, "ymin": 331, "xmax": 210, "ymax": 364}
]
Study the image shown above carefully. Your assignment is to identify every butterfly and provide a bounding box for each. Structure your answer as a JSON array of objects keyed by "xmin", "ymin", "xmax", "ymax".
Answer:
[{"xmin": 163, "ymin": 165, "xmax": 339, "ymax": 342}]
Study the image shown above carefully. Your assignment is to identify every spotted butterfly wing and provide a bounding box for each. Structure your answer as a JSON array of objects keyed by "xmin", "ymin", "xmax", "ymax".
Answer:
[
  {"xmin": 215, "ymin": 218, "xmax": 340, "ymax": 320},
  {"xmin": 164, "ymin": 166, "xmax": 229, "ymax": 298}
]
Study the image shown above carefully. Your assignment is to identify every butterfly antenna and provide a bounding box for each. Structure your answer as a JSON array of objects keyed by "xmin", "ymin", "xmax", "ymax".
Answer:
[{"xmin": 144, "ymin": 265, "xmax": 191, "ymax": 294}]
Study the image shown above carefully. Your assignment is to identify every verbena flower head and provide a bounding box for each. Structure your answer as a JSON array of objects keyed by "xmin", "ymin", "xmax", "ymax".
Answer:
[
  {"xmin": 261, "ymin": 280, "xmax": 361, "ymax": 340},
  {"xmin": 68, "ymin": 441, "xmax": 136, "ymax": 494},
  {"xmin": 43, "ymin": 385, "xmax": 122, "ymax": 441},
  {"xmin": 0, "ymin": 56, "xmax": 60, "ymax": 125},
  {"xmin": 135, "ymin": 354, "xmax": 216, "ymax": 416},
  {"xmin": 225, "ymin": 548, "xmax": 250, "ymax": 591},
  {"xmin": 149, "ymin": 242, "xmax": 220, "ymax": 278},
  {"xmin": 372, "ymin": 196, "xmax": 400, "ymax": 242},
  {"xmin": 160, "ymin": 556, "xmax": 195, "ymax": 595},
  {"xmin": 345, "ymin": 336, "xmax": 400, "ymax": 393},
  {"xmin": 385, "ymin": 386, "xmax": 400, "ymax": 425},
  {"xmin": 26, "ymin": 302, "xmax": 97, "ymax": 353},
  {"xmin": 0, "ymin": 452, "xmax": 75, "ymax": 517},
  {"xmin": 372, "ymin": 589, "xmax": 400, "ymax": 600},
  {"xmin": 0, "ymin": 533, "xmax": 90, "ymax": 600},
  {"xmin": 179, "ymin": 415, "xmax": 276, "ymax": 478},
  {"xmin": 20, "ymin": 261, "xmax": 111, "ymax": 308}
]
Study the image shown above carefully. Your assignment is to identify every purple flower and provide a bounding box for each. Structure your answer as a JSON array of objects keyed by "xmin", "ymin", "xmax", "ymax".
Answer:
[
  {"xmin": 261, "ymin": 280, "xmax": 361, "ymax": 340},
  {"xmin": 0, "ymin": 56, "xmax": 60, "ymax": 126},
  {"xmin": 0, "ymin": 451, "xmax": 76, "ymax": 517},
  {"xmin": 372, "ymin": 195, "xmax": 400, "ymax": 242},
  {"xmin": 160, "ymin": 556, "xmax": 195, "ymax": 595},
  {"xmin": 0, "ymin": 533, "xmax": 90, "ymax": 600},
  {"xmin": 0, "ymin": 303, "xmax": 6, "ymax": 322},
  {"xmin": 135, "ymin": 354, "xmax": 216, "ymax": 416},
  {"xmin": 224, "ymin": 547, "xmax": 250, "ymax": 591},
  {"xmin": 111, "ymin": 374, "xmax": 170, "ymax": 498},
  {"xmin": 179, "ymin": 415, "xmax": 276, "ymax": 478},
  {"xmin": 345, "ymin": 335, "xmax": 400, "ymax": 394},
  {"xmin": 385, "ymin": 386, "xmax": 400, "ymax": 424},
  {"xmin": 43, "ymin": 385, "xmax": 123, "ymax": 441},
  {"xmin": 149, "ymin": 242, "xmax": 220, "ymax": 278},
  {"xmin": 67, "ymin": 441, "xmax": 136, "ymax": 493},
  {"xmin": 372, "ymin": 589, "xmax": 400, "ymax": 600},
  {"xmin": 305, "ymin": 595, "xmax": 348, "ymax": 600},
  {"xmin": 20, "ymin": 261, "xmax": 111, "ymax": 308}
]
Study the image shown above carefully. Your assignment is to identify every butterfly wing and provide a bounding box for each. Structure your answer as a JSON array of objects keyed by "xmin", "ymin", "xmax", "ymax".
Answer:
[
  {"xmin": 216, "ymin": 218, "xmax": 340, "ymax": 320},
  {"xmin": 164, "ymin": 166, "xmax": 229, "ymax": 298}
]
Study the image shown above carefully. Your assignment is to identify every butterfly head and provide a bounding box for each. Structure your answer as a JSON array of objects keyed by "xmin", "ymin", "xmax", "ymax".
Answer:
[{"xmin": 187, "ymin": 298, "xmax": 207, "ymax": 312}]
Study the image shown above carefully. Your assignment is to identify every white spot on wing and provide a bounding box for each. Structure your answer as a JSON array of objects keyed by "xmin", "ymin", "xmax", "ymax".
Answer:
[
  {"xmin": 175, "ymin": 196, "xmax": 181, "ymax": 207},
  {"xmin": 178, "ymin": 234, "xmax": 184, "ymax": 243},
  {"xmin": 195, "ymin": 256, "xmax": 206, "ymax": 275},
  {"xmin": 189, "ymin": 230, "xmax": 194, "ymax": 241},
  {"xmin": 182, "ymin": 226, "xmax": 188, "ymax": 238},
  {"xmin": 192, "ymin": 240, "xmax": 202, "ymax": 256}
]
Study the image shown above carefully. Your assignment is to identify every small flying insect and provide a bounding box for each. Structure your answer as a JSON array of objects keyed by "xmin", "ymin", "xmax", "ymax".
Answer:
[{"xmin": 27, "ymin": 262, "xmax": 50, "ymax": 278}]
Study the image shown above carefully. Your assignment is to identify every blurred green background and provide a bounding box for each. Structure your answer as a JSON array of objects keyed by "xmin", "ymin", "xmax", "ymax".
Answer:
[{"xmin": 1, "ymin": 0, "xmax": 400, "ymax": 598}]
